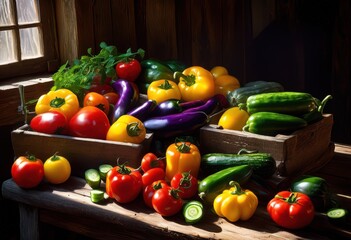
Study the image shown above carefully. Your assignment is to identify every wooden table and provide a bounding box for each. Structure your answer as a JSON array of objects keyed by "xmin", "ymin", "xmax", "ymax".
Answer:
[{"xmin": 2, "ymin": 144, "xmax": 351, "ymax": 240}]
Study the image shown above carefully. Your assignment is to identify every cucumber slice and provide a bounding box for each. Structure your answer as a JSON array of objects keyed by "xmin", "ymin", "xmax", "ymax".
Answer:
[
  {"xmin": 327, "ymin": 208, "xmax": 348, "ymax": 225},
  {"xmin": 183, "ymin": 201, "xmax": 204, "ymax": 224},
  {"xmin": 99, "ymin": 164, "xmax": 113, "ymax": 181},
  {"xmin": 90, "ymin": 189, "xmax": 105, "ymax": 203},
  {"xmin": 85, "ymin": 168, "xmax": 101, "ymax": 189}
]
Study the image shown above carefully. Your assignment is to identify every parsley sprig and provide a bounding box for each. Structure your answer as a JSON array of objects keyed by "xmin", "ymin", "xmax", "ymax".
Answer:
[{"xmin": 52, "ymin": 42, "xmax": 145, "ymax": 101}]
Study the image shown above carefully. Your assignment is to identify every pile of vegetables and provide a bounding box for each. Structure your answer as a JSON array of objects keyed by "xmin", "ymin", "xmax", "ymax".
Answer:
[{"xmin": 14, "ymin": 42, "xmax": 349, "ymax": 230}]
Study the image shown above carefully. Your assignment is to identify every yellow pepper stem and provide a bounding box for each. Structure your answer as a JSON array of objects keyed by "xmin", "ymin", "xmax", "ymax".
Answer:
[
  {"xmin": 174, "ymin": 72, "xmax": 196, "ymax": 86},
  {"xmin": 228, "ymin": 181, "xmax": 245, "ymax": 195}
]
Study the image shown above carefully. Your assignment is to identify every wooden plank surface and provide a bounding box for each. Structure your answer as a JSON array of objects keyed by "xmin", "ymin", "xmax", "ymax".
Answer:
[{"xmin": 2, "ymin": 176, "xmax": 350, "ymax": 240}]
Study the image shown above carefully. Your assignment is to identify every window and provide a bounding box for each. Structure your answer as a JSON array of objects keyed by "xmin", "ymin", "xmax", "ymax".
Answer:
[{"xmin": 0, "ymin": 0, "xmax": 58, "ymax": 80}]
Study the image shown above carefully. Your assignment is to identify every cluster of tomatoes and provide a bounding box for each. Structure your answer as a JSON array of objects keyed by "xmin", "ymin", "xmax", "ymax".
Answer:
[
  {"xmin": 104, "ymin": 152, "xmax": 198, "ymax": 217},
  {"xmin": 11, "ymin": 153, "xmax": 71, "ymax": 189}
]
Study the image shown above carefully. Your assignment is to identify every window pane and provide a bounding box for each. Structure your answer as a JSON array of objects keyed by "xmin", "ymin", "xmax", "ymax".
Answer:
[
  {"xmin": 19, "ymin": 27, "xmax": 43, "ymax": 60},
  {"xmin": 0, "ymin": 0, "xmax": 14, "ymax": 26},
  {"xmin": 16, "ymin": 0, "xmax": 40, "ymax": 25},
  {"xmin": 0, "ymin": 30, "xmax": 17, "ymax": 64}
]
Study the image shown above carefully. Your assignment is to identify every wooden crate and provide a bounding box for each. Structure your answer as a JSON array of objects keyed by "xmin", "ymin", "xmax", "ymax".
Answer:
[
  {"xmin": 11, "ymin": 125, "xmax": 153, "ymax": 177},
  {"xmin": 199, "ymin": 114, "xmax": 334, "ymax": 177}
]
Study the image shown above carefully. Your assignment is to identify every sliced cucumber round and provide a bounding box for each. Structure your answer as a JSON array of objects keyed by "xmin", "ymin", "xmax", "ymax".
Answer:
[
  {"xmin": 90, "ymin": 189, "xmax": 105, "ymax": 203},
  {"xmin": 183, "ymin": 201, "xmax": 204, "ymax": 224},
  {"xmin": 85, "ymin": 168, "xmax": 101, "ymax": 189},
  {"xmin": 327, "ymin": 208, "xmax": 348, "ymax": 225},
  {"xmin": 99, "ymin": 164, "xmax": 113, "ymax": 181}
]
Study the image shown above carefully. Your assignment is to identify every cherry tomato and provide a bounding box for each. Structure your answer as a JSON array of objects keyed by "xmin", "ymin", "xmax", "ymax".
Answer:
[
  {"xmin": 152, "ymin": 186, "xmax": 183, "ymax": 216},
  {"xmin": 69, "ymin": 106, "xmax": 110, "ymax": 140},
  {"xmin": 105, "ymin": 164, "xmax": 143, "ymax": 203},
  {"xmin": 142, "ymin": 168, "xmax": 166, "ymax": 189},
  {"xmin": 143, "ymin": 180, "xmax": 168, "ymax": 208},
  {"xmin": 30, "ymin": 111, "xmax": 67, "ymax": 134},
  {"xmin": 83, "ymin": 92, "xmax": 110, "ymax": 115},
  {"xmin": 170, "ymin": 172, "xmax": 198, "ymax": 199},
  {"xmin": 44, "ymin": 154, "xmax": 71, "ymax": 184},
  {"xmin": 267, "ymin": 191, "xmax": 315, "ymax": 229},
  {"xmin": 141, "ymin": 152, "xmax": 166, "ymax": 173},
  {"xmin": 103, "ymin": 92, "xmax": 120, "ymax": 105},
  {"xmin": 115, "ymin": 59, "xmax": 141, "ymax": 82},
  {"xmin": 11, "ymin": 155, "xmax": 44, "ymax": 188}
]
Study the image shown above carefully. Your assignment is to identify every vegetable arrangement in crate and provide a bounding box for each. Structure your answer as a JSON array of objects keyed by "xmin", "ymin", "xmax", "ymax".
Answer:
[{"xmin": 11, "ymin": 42, "xmax": 347, "ymax": 233}]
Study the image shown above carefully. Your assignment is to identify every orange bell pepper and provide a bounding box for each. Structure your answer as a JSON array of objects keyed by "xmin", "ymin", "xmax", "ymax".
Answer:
[
  {"xmin": 174, "ymin": 66, "xmax": 215, "ymax": 102},
  {"xmin": 165, "ymin": 141, "xmax": 201, "ymax": 182}
]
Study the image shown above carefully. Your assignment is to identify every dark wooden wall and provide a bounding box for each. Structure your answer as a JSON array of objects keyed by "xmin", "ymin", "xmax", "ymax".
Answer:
[{"xmin": 72, "ymin": 0, "xmax": 350, "ymax": 144}]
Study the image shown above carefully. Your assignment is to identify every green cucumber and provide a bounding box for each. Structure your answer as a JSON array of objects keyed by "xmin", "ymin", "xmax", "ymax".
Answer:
[
  {"xmin": 243, "ymin": 112, "xmax": 307, "ymax": 136},
  {"xmin": 246, "ymin": 91, "xmax": 318, "ymax": 116},
  {"xmin": 90, "ymin": 189, "xmax": 105, "ymax": 203},
  {"xmin": 99, "ymin": 164, "xmax": 113, "ymax": 182},
  {"xmin": 198, "ymin": 165, "xmax": 253, "ymax": 205},
  {"xmin": 85, "ymin": 169, "xmax": 101, "ymax": 189},
  {"xmin": 201, "ymin": 151, "xmax": 276, "ymax": 178},
  {"xmin": 183, "ymin": 201, "xmax": 204, "ymax": 224},
  {"xmin": 227, "ymin": 81, "xmax": 284, "ymax": 107}
]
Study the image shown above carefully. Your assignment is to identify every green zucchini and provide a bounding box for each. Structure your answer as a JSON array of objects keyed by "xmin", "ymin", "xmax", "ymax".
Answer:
[
  {"xmin": 198, "ymin": 165, "xmax": 253, "ymax": 205},
  {"xmin": 227, "ymin": 81, "xmax": 284, "ymax": 107},
  {"xmin": 243, "ymin": 112, "xmax": 307, "ymax": 136},
  {"xmin": 201, "ymin": 151, "xmax": 276, "ymax": 178},
  {"xmin": 246, "ymin": 91, "xmax": 318, "ymax": 116}
]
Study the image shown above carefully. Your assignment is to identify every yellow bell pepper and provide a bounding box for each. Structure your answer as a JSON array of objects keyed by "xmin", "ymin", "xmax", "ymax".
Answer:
[
  {"xmin": 213, "ymin": 181, "xmax": 258, "ymax": 222},
  {"xmin": 165, "ymin": 141, "xmax": 201, "ymax": 182},
  {"xmin": 147, "ymin": 79, "xmax": 181, "ymax": 104},
  {"xmin": 35, "ymin": 88, "xmax": 80, "ymax": 120},
  {"xmin": 174, "ymin": 66, "xmax": 215, "ymax": 102}
]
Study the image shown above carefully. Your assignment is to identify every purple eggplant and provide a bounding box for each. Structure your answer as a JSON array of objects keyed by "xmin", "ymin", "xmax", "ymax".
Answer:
[
  {"xmin": 143, "ymin": 111, "xmax": 209, "ymax": 138},
  {"xmin": 182, "ymin": 94, "xmax": 229, "ymax": 115},
  {"xmin": 150, "ymin": 99, "xmax": 182, "ymax": 117},
  {"xmin": 127, "ymin": 99, "xmax": 157, "ymax": 121},
  {"xmin": 111, "ymin": 79, "xmax": 139, "ymax": 123},
  {"xmin": 179, "ymin": 99, "xmax": 205, "ymax": 111}
]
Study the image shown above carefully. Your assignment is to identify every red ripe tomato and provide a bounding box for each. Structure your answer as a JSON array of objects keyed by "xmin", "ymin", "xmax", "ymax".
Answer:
[
  {"xmin": 88, "ymin": 84, "xmax": 114, "ymax": 95},
  {"xmin": 267, "ymin": 191, "xmax": 315, "ymax": 229},
  {"xmin": 140, "ymin": 152, "xmax": 166, "ymax": 173},
  {"xmin": 11, "ymin": 155, "xmax": 44, "ymax": 188},
  {"xmin": 83, "ymin": 92, "xmax": 110, "ymax": 115},
  {"xmin": 30, "ymin": 111, "xmax": 67, "ymax": 134},
  {"xmin": 170, "ymin": 172, "xmax": 198, "ymax": 199},
  {"xmin": 105, "ymin": 165, "xmax": 143, "ymax": 203},
  {"xmin": 115, "ymin": 59, "xmax": 141, "ymax": 82},
  {"xmin": 68, "ymin": 106, "xmax": 110, "ymax": 140},
  {"xmin": 142, "ymin": 168, "xmax": 166, "ymax": 189},
  {"xmin": 152, "ymin": 186, "xmax": 183, "ymax": 216},
  {"xmin": 143, "ymin": 180, "xmax": 168, "ymax": 208},
  {"xmin": 103, "ymin": 92, "xmax": 120, "ymax": 105}
]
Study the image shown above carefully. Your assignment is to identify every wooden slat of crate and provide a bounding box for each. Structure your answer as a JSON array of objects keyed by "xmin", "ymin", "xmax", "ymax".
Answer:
[
  {"xmin": 200, "ymin": 114, "xmax": 334, "ymax": 176},
  {"xmin": 11, "ymin": 125, "xmax": 153, "ymax": 177}
]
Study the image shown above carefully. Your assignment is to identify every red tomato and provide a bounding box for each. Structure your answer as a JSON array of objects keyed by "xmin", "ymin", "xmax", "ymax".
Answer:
[
  {"xmin": 141, "ymin": 152, "xmax": 166, "ymax": 173},
  {"xmin": 83, "ymin": 92, "xmax": 110, "ymax": 115},
  {"xmin": 105, "ymin": 164, "xmax": 143, "ymax": 203},
  {"xmin": 30, "ymin": 111, "xmax": 67, "ymax": 134},
  {"xmin": 68, "ymin": 106, "xmax": 110, "ymax": 140},
  {"xmin": 142, "ymin": 168, "xmax": 166, "ymax": 188},
  {"xmin": 152, "ymin": 186, "xmax": 183, "ymax": 216},
  {"xmin": 170, "ymin": 172, "xmax": 198, "ymax": 199},
  {"xmin": 103, "ymin": 92, "xmax": 120, "ymax": 105},
  {"xmin": 11, "ymin": 155, "xmax": 44, "ymax": 188},
  {"xmin": 89, "ymin": 84, "xmax": 114, "ymax": 95},
  {"xmin": 115, "ymin": 59, "xmax": 141, "ymax": 82},
  {"xmin": 143, "ymin": 180, "xmax": 168, "ymax": 208},
  {"xmin": 267, "ymin": 191, "xmax": 315, "ymax": 229}
]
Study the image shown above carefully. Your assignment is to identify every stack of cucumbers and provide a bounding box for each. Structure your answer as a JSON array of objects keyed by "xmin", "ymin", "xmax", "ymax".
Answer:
[{"xmin": 227, "ymin": 80, "xmax": 332, "ymax": 136}]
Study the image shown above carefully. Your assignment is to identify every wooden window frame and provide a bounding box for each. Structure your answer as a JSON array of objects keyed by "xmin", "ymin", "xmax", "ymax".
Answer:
[{"xmin": 0, "ymin": 0, "xmax": 59, "ymax": 80}]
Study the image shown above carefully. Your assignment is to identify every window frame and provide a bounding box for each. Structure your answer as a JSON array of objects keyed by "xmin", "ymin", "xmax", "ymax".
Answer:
[{"xmin": 0, "ymin": 0, "xmax": 59, "ymax": 80}]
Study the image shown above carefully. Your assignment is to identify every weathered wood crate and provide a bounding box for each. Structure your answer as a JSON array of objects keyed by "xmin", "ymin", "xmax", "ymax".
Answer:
[
  {"xmin": 199, "ymin": 114, "xmax": 334, "ymax": 177},
  {"xmin": 11, "ymin": 125, "xmax": 153, "ymax": 177}
]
